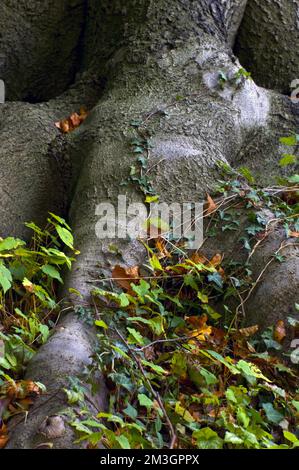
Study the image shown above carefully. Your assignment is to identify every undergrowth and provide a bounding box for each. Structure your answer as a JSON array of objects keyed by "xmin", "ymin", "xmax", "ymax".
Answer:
[
  {"xmin": 66, "ymin": 167, "xmax": 299, "ymax": 449},
  {"xmin": 0, "ymin": 213, "xmax": 78, "ymax": 447},
  {"xmin": 0, "ymin": 147, "xmax": 298, "ymax": 449}
]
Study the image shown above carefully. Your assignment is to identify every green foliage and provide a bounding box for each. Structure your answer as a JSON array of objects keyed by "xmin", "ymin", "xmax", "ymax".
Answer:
[
  {"xmin": 0, "ymin": 214, "xmax": 78, "ymax": 385},
  {"xmin": 69, "ymin": 177, "xmax": 299, "ymax": 448}
]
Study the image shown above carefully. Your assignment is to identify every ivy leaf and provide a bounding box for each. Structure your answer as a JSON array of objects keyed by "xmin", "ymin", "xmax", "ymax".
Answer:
[
  {"xmin": 95, "ymin": 320, "xmax": 108, "ymax": 329},
  {"xmin": 236, "ymin": 360, "xmax": 271, "ymax": 383},
  {"xmin": 283, "ymin": 431, "xmax": 299, "ymax": 444},
  {"xmin": 262, "ymin": 403, "xmax": 284, "ymax": 424},
  {"xmin": 224, "ymin": 432, "xmax": 243, "ymax": 445},
  {"xmin": 141, "ymin": 359, "xmax": 167, "ymax": 375},
  {"xmin": 132, "ymin": 279, "xmax": 151, "ymax": 298},
  {"xmin": 127, "ymin": 327, "xmax": 144, "ymax": 345},
  {"xmin": 193, "ymin": 427, "xmax": 223, "ymax": 449},
  {"xmin": 123, "ymin": 403, "xmax": 138, "ymax": 420},
  {"xmin": 174, "ymin": 402, "xmax": 195, "ymax": 423},
  {"xmin": 138, "ymin": 394, "xmax": 154, "ymax": 410},
  {"xmin": 208, "ymin": 272, "xmax": 223, "ymax": 288},
  {"xmin": 115, "ymin": 435, "xmax": 131, "ymax": 449}
]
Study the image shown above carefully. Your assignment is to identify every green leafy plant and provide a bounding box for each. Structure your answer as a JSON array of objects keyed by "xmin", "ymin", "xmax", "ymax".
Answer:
[
  {"xmin": 66, "ymin": 172, "xmax": 299, "ymax": 449},
  {"xmin": 0, "ymin": 213, "xmax": 78, "ymax": 391}
]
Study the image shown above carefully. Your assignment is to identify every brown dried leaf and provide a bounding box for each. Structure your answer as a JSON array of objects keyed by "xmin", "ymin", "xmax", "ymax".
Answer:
[
  {"xmin": 239, "ymin": 325, "xmax": 259, "ymax": 338},
  {"xmin": 0, "ymin": 423, "xmax": 8, "ymax": 449},
  {"xmin": 210, "ymin": 253, "xmax": 223, "ymax": 267},
  {"xmin": 190, "ymin": 252, "xmax": 208, "ymax": 264},
  {"xmin": 55, "ymin": 108, "xmax": 88, "ymax": 134},
  {"xmin": 155, "ymin": 238, "xmax": 171, "ymax": 259},
  {"xmin": 112, "ymin": 265, "xmax": 140, "ymax": 291},
  {"xmin": 205, "ymin": 194, "xmax": 217, "ymax": 214},
  {"xmin": 289, "ymin": 231, "xmax": 299, "ymax": 238},
  {"xmin": 273, "ymin": 320, "xmax": 286, "ymax": 343}
]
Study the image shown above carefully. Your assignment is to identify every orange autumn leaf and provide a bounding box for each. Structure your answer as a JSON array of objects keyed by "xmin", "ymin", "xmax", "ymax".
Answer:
[
  {"xmin": 186, "ymin": 314, "xmax": 212, "ymax": 341},
  {"xmin": 273, "ymin": 320, "xmax": 286, "ymax": 343},
  {"xmin": 186, "ymin": 314, "xmax": 208, "ymax": 328},
  {"xmin": 155, "ymin": 237, "xmax": 171, "ymax": 259},
  {"xmin": 210, "ymin": 253, "xmax": 223, "ymax": 267},
  {"xmin": 205, "ymin": 194, "xmax": 217, "ymax": 214},
  {"xmin": 209, "ymin": 326, "xmax": 226, "ymax": 346},
  {"xmin": 289, "ymin": 231, "xmax": 299, "ymax": 238},
  {"xmin": 190, "ymin": 252, "xmax": 208, "ymax": 265},
  {"xmin": 238, "ymin": 325, "xmax": 259, "ymax": 338},
  {"xmin": 0, "ymin": 423, "xmax": 8, "ymax": 449},
  {"xmin": 112, "ymin": 265, "xmax": 140, "ymax": 291},
  {"xmin": 217, "ymin": 266, "xmax": 226, "ymax": 278},
  {"xmin": 6, "ymin": 380, "xmax": 42, "ymax": 400},
  {"xmin": 0, "ymin": 436, "xmax": 8, "ymax": 449},
  {"xmin": 55, "ymin": 107, "xmax": 88, "ymax": 134},
  {"xmin": 23, "ymin": 380, "xmax": 42, "ymax": 395}
]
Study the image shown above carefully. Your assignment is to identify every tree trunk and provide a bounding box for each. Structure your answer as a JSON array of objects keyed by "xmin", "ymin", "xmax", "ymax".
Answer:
[{"xmin": 1, "ymin": 0, "xmax": 298, "ymax": 448}]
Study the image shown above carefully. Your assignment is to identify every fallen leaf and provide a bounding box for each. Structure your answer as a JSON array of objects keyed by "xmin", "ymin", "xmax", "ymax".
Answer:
[
  {"xmin": 155, "ymin": 238, "xmax": 171, "ymax": 259},
  {"xmin": 288, "ymin": 231, "xmax": 299, "ymax": 238},
  {"xmin": 55, "ymin": 107, "xmax": 88, "ymax": 134},
  {"xmin": 190, "ymin": 252, "xmax": 208, "ymax": 264},
  {"xmin": 69, "ymin": 112, "xmax": 81, "ymax": 127},
  {"xmin": 273, "ymin": 320, "xmax": 286, "ymax": 343},
  {"xmin": 112, "ymin": 265, "xmax": 140, "ymax": 292},
  {"xmin": 186, "ymin": 315, "xmax": 212, "ymax": 341},
  {"xmin": 0, "ymin": 423, "xmax": 8, "ymax": 449},
  {"xmin": 205, "ymin": 194, "xmax": 217, "ymax": 215},
  {"xmin": 239, "ymin": 325, "xmax": 259, "ymax": 338},
  {"xmin": 210, "ymin": 253, "xmax": 223, "ymax": 267}
]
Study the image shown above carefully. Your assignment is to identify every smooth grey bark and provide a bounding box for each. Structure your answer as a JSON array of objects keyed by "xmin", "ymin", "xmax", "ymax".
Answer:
[{"xmin": 1, "ymin": 0, "xmax": 298, "ymax": 448}]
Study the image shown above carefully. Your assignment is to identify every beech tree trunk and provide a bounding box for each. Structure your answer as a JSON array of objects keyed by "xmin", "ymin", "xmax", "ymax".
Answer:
[{"xmin": 0, "ymin": 0, "xmax": 298, "ymax": 448}]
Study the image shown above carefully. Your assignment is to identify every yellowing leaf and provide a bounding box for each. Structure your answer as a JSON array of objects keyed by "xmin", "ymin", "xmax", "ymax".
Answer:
[
  {"xmin": 175, "ymin": 402, "xmax": 195, "ymax": 423},
  {"xmin": 149, "ymin": 254, "xmax": 163, "ymax": 271}
]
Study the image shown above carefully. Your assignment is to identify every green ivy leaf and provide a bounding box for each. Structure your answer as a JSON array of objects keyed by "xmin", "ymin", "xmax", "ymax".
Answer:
[
  {"xmin": 127, "ymin": 327, "xmax": 145, "ymax": 345},
  {"xmin": 193, "ymin": 427, "xmax": 223, "ymax": 449},
  {"xmin": 262, "ymin": 403, "xmax": 284, "ymax": 424},
  {"xmin": 138, "ymin": 393, "xmax": 154, "ymax": 410}
]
